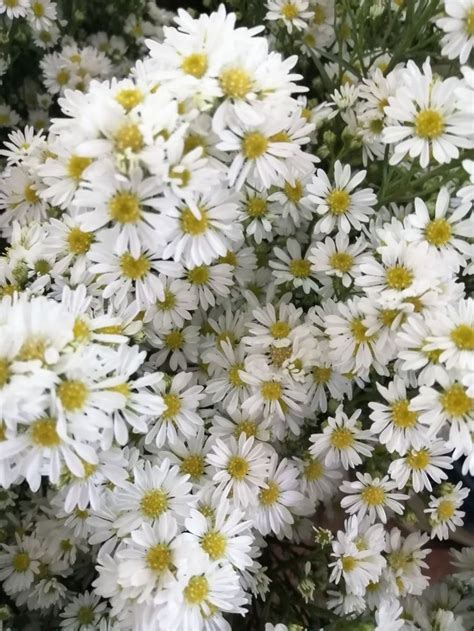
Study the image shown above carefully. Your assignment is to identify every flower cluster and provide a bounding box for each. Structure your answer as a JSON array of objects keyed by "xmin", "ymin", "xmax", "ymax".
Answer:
[{"xmin": 0, "ymin": 2, "xmax": 473, "ymax": 630}]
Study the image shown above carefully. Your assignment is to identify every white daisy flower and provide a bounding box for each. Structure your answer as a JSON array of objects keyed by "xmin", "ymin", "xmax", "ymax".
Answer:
[
  {"xmin": 160, "ymin": 429, "xmax": 212, "ymax": 486},
  {"xmin": 424, "ymin": 298, "xmax": 474, "ymax": 371},
  {"xmin": 144, "ymin": 275, "xmax": 197, "ymax": 330},
  {"xmin": 309, "ymin": 405, "xmax": 374, "ymax": 470},
  {"xmin": 0, "ymin": 535, "xmax": 41, "ymax": 595},
  {"xmin": 185, "ymin": 262, "xmax": 234, "ymax": 310},
  {"xmin": 207, "ymin": 434, "xmax": 271, "ymax": 508},
  {"xmin": 269, "ymin": 238, "xmax": 318, "ymax": 294},
  {"xmin": 388, "ymin": 440, "xmax": 452, "ymax": 492},
  {"xmin": 451, "ymin": 545, "xmax": 474, "ymax": 583},
  {"xmin": 425, "ymin": 482, "xmax": 469, "ymax": 540},
  {"xmin": 0, "ymin": 0, "xmax": 29, "ymax": 19},
  {"xmin": 307, "ymin": 161, "xmax": 377, "ymax": 234},
  {"xmin": 295, "ymin": 452, "xmax": 343, "ymax": 502},
  {"xmin": 59, "ymin": 591, "xmax": 107, "ymax": 631},
  {"xmin": 309, "ymin": 233, "xmax": 368, "ymax": 288},
  {"xmin": 265, "ymin": 0, "xmax": 312, "ymax": 33},
  {"xmin": 209, "ymin": 410, "xmax": 271, "ymax": 443},
  {"xmin": 384, "ymin": 528, "xmax": 431, "ymax": 596},
  {"xmin": 340, "ymin": 472, "xmax": 408, "ymax": 524},
  {"xmin": 437, "ymin": 0, "xmax": 474, "ymax": 64},
  {"xmin": 148, "ymin": 323, "xmax": 200, "ymax": 371},
  {"xmin": 239, "ymin": 187, "xmax": 278, "ymax": 244},
  {"xmin": 204, "ymin": 341, "xmax": 252, "ymax": 415},
  {"xmin": 374, "ymin": 599, "xmax": 404, "ymax": 631},
  {"xmin": 306, "ymin": 348, "xmax": 350, "ymax": 413},
  {"xmin": 383, "ymin": 58, "xmax": 473, "ymax": 168}
]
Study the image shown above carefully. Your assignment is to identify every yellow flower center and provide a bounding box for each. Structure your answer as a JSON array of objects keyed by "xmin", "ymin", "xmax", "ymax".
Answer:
[
  {"xmin": 187, "ymin": 265, "xmax": 210, "ymax": 285},
  {"xmin": 281, "ymin": 2, "xmax": 298, "ymax": 19},
  {"xmin": 312, "ymin": 366, "xmax": 332, "ymax": 384},
  {"xmin": 228, "ymin": 363, "xmax": 244, "ymax": 387},
  {"xmin": 330, "ymin": 427, "xmax": 354, "ymax": 450},
  {"xmin": 67, "ymin": 227, "xmax": 93, "ymax": 254},
  {"xmin": 164, "ymin": 330, "xmax": 184, "ymax": 350},
  {"xmin": 184, "ymin": 575, "xmax": 209, "ymax": 604},
  {"xmin": 289, "ymin": 258, "xmax": 311, "ymax": 278},
  {"xmin": 465, "ymin": 8, "xmax": 474, "ymax": 35},
  {"xmin": 146, "ymin": 544, "xmax": 171, "ymax": 572},
  {"xmin": 405, "ymin": 448, "xmax": 430, "ymax": 470},
  {"xmin": 180, "ymin": 454, "xmax": 205, "ymax": 479},
  {"xmin": 108, "ymin": 382, "xmax": 130, "ymax": 398},
  {"xmin": 226, "ymin": 455, "xmax": 249, "ymax": 480},
  {"xmin": 0, "ymin": 358, "xmax": 11, "ymax": 388},
  {"xmin": 270, "ymin": 131, "xmax": 290, "ymax": 143},
  {"xmin": 350, "ymin": 318, "xmax": 370, "ymax": 344},
  {"xmin": 341, "ymin": 555, "xmax": 357, "ymax": 572},
  {"xmin": 329, "ymin": 252, "xmax": 353, "ymax": 273},
  {"xmin": 391, "ymin": 400, "xmax": 418, "ymax": 428},
  {"xmin": 183, "ymin": 133, "xmax": 206, "ymax": 155},
  {"xmin": 425, "ymin": 347, "xmax": 443, "ymax": 363},
  {"xmin": 259, "ymin": 480, "xmax": 280, "ymax": 506},
  {"xmin": 114, "ymin": 123, "xmax": 144, "ymax": 153},
  {"xmin": 24, "ymin": 184, "xmax": 39, "ymax": 204},
  {"xmin": 181, "ymin": 53, "xmax": 208, "ymax": 78},
  {"xmin": 0, "ymin": 422, "xmax": 6, "ymax": 441},
  {"xmin": 415, "ymin": 108, "xmax": 445, "ymax": 139},
  {"xmin": 57, "ymin": 380, "xmax": 88, "ymax": 412},
  {"xmin": 67, "ymin": 155, "xmax": 92, "ymax": 182},
  {"xmin": 162, "ymin": 393, "xmax": 182, "ymax": 420},
  {"xmin": 17, "ymin": 338, "xmax": 46, "ymax": 362},
  {"xmin": 441, "ymin": 384, "xmax": 472, "ymax": 417},
  {"xmin": 156, "ymin": 289, "xmax": 176, "ymax": 311},
  {"xmin": 115, "ymin": 88, "xmax": 143, "ymax": 112},
  {"xmin": 31, "ymin": 1, "xmax": 45, "ymax": 16},
  {"xmin": 30, "ymin": 417, "xmax": 60, "ymax": 447},
  {"xmin": 436, "ymin": 499, "xmax": 456, "ymax": 521},
  {"xmin": 219, "ymin": 67, "xmax": 253, "ymax": 99},
  {"xmin": 283, "ymin": 180, "xmax": 303, "ymax": 203},
  {"xmin": 260, "ymin": 380, "xmax": 282, "ymax": 401},
  {"xmin": 180, "ymin": 207, "xmax": 209, "ymax": 235},
  {"xmin": 388, "ymin": 550, "xmax": 410, "ymax": 571},
  {"xmin": 425, "ymin": 218, "xmax": 452, "ymax": 247},
  {"xmin": 450, "ymin": 324, "xmax": 474, "ymax": 351},
  {"xmin": 313, "ymin": 5, "xmax": 326, "ymax": 24},
  {"xmin": 140, "ymin": 489, "xmax": 168, "ymax": 518},
  {"xmin": 242, "ymin": 132, "xmax": 268, "ymax": 160},
  {"xmin": 246, "ymin": 197, "xmax": 267, "ymax": 217},
  {"xmin": 270, "ymin": 320, "xmax": 290, "ymax": 339},
  {"xmin": 380, "ymin": 308, "xmax": 400, "ymax": 327},
  {"xmin": 234, "ymin": 419, "xmax": 257, "ymax": 438},
  {"xmin": 56, "ymin": 69, "xmax": 70, "ymax": 86},
  {"xmin": 385, "ymin": 265, "xmax": 413, "ymax": 290},
  {"xmin": 270, "ymin": 344, "xmax": 292, "ymax": 367},
  {"xmin": 109, "ymin": 192, "xmax": 141, "ymax": 224},
  {"xmin": 201, "ymin": 531, "xmax": 227, "ymax": 560},
  {"xmin": 304, "ymin": 458, "xmax": 323, "ymax": 480},
  {"xmin": 12, "ymin": 552, "xmax": 30, "ymax": 572},
  {"xmin": 218, "ymin": 250, "xmax": 237, "ymax": 267},
  {"xmin": 119, "ymin": 253, "xmax": 150, "ymax": 280},
  {"xmin": 327, "ymin": 190, "xmax": 350, "ymax": 215},
  {"xmin": 361, "ymin": 485, "xmax": 386, "ymax": 506}
]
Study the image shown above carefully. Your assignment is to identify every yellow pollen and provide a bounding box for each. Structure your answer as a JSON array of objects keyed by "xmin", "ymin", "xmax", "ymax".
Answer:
[
  {"xmin": 441, "ymin": 384, "xmax": 472, "ymax": 417},
  {"xmin": 187, "ymin": 265, "xmax": 210, "ymax": 285},
  {"xmin": 361, "ymin": 485, "xmax": 386, "ymax": 506},
  {"xmin": 119, "ymin": 253, "xmax": 150, "ymax": 280},
  {"xmin": 465, "ymin": 8, "xmax": 474, "ymax": 35},
  {"xmin": 184, "ymin": 575, "xmax": 209, "ymax": 604},
  {"xmin": 162, "ymin": 393, "xmax": 182, "ymax": 420},
  {"xmin": 313, "ymin": 5, "xmax": 326, "ymax": 24},
  {"xmin": 114, "ymin": 123, "xmax": 144, "ymax": 153},
  {"xmin": 304, "ymin": 458, "xmax": 323, "ymax": 480},
  {"xmin": 75, "ymin": 508, "xmax": 89, "ymax": 519},
  {"xmin": 388, "ymin": 551, "xmax": 410, "ymax": 571},
  {"xmin": 30, "ymin": 417, "xmax": 60, "ymax": 447},
  {"xmin": 415, "ymin": 108, "xmax": 445, "ymax": 139},
  {"xmin": 216, "ymin": 330, "xmax": 237, "ymax": 347},
  {"xmin": 180, "ymin": 454, "xmax": 205, "ymax": 479},
  {"xmin": 234, "ymin": 419, "xmax": 257, "ymax": 438},
  {"xmin": 270, "ymin": 344, "xmax": 292, "ymax": 367},
  {"xmin": 281, "ymin": 2, "xmax": 299, "ymax": 19},
  {"xmin": 270, "ymin": 320, "xmax": 290, "ymax": 339},
  {"xmin": 425, "ymin": 218, "xmax": 452, "ymax": 247},
  {"xmin": 259, "ymin": 480, "xmax": 280, "ymax": 506},
  {"xmin": 270, "ymin": 131, "xmax": 290, "ymax": 143},
  {"xmin": 199, "ymin": 504, "xmax": 215, "ymax": 519},
  {"xmin": 115, "ymin": 88, "xmax": 143, "ymax": 111},
  {"xmin": 109, "ymin": 192, "xmax": 141, "ymax": 224},
  {"xmin": 183, "ymin": 133, "xmax": 206, "ymax": 155},
  {"xmin": 0, "ymin": 422, "xmax": 6, "ymax": 441},
  {"xmin": 450, "ymin": 324, "xmax": 474, "ymax": 351},
  {"xmin": 260, "ymin": 380, "xmax": 282, "ymax": 401},
  {"xmin": 201, "ymin": 531, "xmax": 227, "ymax": 560},
  {"xmin": 369, "ymin": 118, "xmax": 384, "ymax": 135},
  {"xmin": 341, "ymin": 555, "xmax": 357, "ymax": 572},
  {"xmin": 218, "ymin": 251, "xmax": 237, "ymax": 266},
  {"xmin": 67, "ymin": 155, "xmax": 92, "ymax": 181},
  {"xmin": 330, "ymin": 252, "xmax": 353, "ymax": 273},
  {"xmin": 107, "ymin": 382, "xmax": 130, "ymax": 397},
  {"xmin": 181, "ymin": 52, "xmax": 208, "ymax": 78},
  {"xmin": 140, "ymin": 489, "xmax": 168, "ymax": 518},
  {"xmin": 17, "ymin": 338, "xmax": 46, "ymax": 362},
  {"xmin": 246, "ymin": 197, "xmax": 267, "ymax": 217},
  {"xmin": 391, "ymin": 400, "xmax": 418, "ymax": 429},
  {"xmin": 219, "ymin": 67, "xmax": 253, "ymax": 99},
  {"xmin": 405, "ymin": 448, "xmax": 430, "ymax": 470},
  {"xmin": 330, "ymin": 427, "xmax": 354, "ymax": 450},
  {"xmin": 157, "ymin": 289, "xmax": 176, "ymax": 311},
  {"xmin": 164, "ymin": 330, "xmax": 184, "ymax": 350},
  {"xmin": 312, "ymin": 366, "xmax": 332, "ymax": 384},
  {"xmin": 436, "ymin": 499, "xmax": 456, "ymax": 521},
  {"xmin": 57, "ymin": 380, "xmax": 88, "ymax": 412},
  {"xmin": 146, "ymin": 544, "xmax": 171, "ymax": 572},
  {"xmin": 283, "ymin": 180, "xmax": 303, "ymax": 203},
  {"xmin": 12, "ymin": 552, "xmax": 30, "ymax": 572},
  {"xmin": 31, "ymin": 1, "xmax": 45, "ymax": 17},
  {"xmin": 56, "ymin": 69, "xmax": 70, "ymax": 86},
  {"xmin": 227, "ymin": 455, "xmax": 249, "ymax": 480},
  {"xmin": 327, "ymin": 189, "xmax": 350, "ymax": 215},
  {"xmin": 180, "ymin": 207, "xmax": 209, "ymax": 235},
  {"xmin": 385, "ymin": 265, "xmax": 413, "ymax": 290},
  {"xmin": 228, "ymin": 363, "xmax": 244, "ymax": 387},
  {"xmin": 351, "ymin": 319, "xmax": 369, "ymax": 344},
  {"xmin": 24, "ymin": 184, "xmax": 39, "ymax": 204},
  {"xmin": 96, "ymin": 324, "xmax": 123, "ymax": 335},
  {"xmin": 289, "ymin": 258, "xmax": 311, "ymax": 278},
  {"xmin": 425, "ymin": 347, "xmax": 443, "ymax": 363},
  {"xmin": 67, "ymin": 227, "xmax": 93, "ymax": 254},
  {"xmin": 380, "ymin": 309, "xmax": 400, "ymax": 327},
  {"xmin": 0, "ymin": 358, "xmax": 11, "ymax": 388},
  {"xmin": 242, "ymin": 132, "xmax": 268, "ymax": 160}
]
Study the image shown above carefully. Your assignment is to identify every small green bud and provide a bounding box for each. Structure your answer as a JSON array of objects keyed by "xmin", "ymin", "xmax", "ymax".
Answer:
[{"xmin": 322, "ymin": 130, "xmax": 336, "ymax": 147}]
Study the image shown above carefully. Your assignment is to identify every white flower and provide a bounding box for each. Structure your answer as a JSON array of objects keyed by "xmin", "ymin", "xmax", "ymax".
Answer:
[
  {"xmin": 270, "ymin": 238, "xmax": 318, "ymax": 294},
  {"xmin": 265, "ymin": 0, "xmax": 312, "ymax": 33},
  {"xmin": 309, "ymin": 233, "xmax": 368, "ymax": 288},
  {"xmin": 307, "ymin": 161, "xmax": 376, "ymax": 234},
  {"xmin": 388, "ymin": 440, "xmax": 452, "ymax": 492},
  {"xmin": 340, "ymin": 472, "xmax": 408, "ymax": 524},
  {"xmin": 384, "ymin": 528, "xmax": 431, "ymax": 596},
  {"xmin": 383, "ymin": 58, "xmax": 473, "ymax": 168},
  {"xmin": 27, "ymin": 0, "xmax": 57, "ymax": 31},
  {"xmin": 0, "ymin": 0, "xmax": 29, "ymax": 19},
  {"xmin": 309, "ymin": 405, "xmax": 374, "ymax": 470},
  {"xmin": 375, "ymin": 599, "xmax": 404, "ymax": 631},
  {"xmin": 204, "ymin": 341, "xmax": 252, "ymax": 415},
  {"xmin": 437, "ymin": 0, "xmax": 474, "ymax": 64},
  {"xmin": 296, "ymin": 452, "xmax": 342, "ymax": 502},
  {"xmin": 0, "ymin": 535, "xmax": 41, "ymax": 595},
  {"xmin": 145, "ymin": 275, "xmax": 197, "ymax": 330},
  {"xmin": 425, "ymin": 482, "xmax": 469, "ymax": 540},
  {"xmin": 59, "ymin": 591, "xmax": 107, "ymax": 631},
  {"xmin": 207, "ymin": 435, "xmax": 271, "ymax": 508}
]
